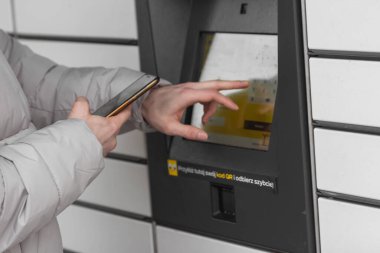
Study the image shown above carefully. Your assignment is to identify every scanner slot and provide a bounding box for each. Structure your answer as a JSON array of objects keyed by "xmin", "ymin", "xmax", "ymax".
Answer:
[{"xmin": 211, "ymin": 183, "xmax": 236, "ymax": 223}]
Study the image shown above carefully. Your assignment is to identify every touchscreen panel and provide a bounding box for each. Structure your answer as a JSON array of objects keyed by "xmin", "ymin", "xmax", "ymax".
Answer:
[{"xmin": 191, "ymin": 33, "xmax": 278, "ymax": 150}]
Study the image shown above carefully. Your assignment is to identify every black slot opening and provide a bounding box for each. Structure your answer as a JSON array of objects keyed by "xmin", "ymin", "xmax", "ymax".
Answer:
[{"xmin": 211, "ymin": 183, "xmax": 236, "ymax": 222}]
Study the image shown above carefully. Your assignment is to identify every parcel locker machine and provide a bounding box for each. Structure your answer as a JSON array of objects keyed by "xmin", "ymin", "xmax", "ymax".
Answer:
[{"xmin": 136, "ymin": 0, "xmax": 315, "ymax": 252}]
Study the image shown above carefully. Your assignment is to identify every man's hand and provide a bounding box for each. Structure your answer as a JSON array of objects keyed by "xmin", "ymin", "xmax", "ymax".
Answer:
[
  {"xmin": 68, "ymin": 97, "xmax": 132, "ymax": 156},
  {"xmin": 142, "ymin": 80, "xmax": 249, "ymax": 141}
]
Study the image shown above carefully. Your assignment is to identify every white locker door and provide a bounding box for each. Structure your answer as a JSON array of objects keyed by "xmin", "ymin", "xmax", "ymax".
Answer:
[
  {"xmin": 79, "ymin": 158, "xmax": 151, "ymax": 216},
  {"xmin": 0, "ymin": 0, "xmax": 12, "ymax": 32},
  {"xmin": 306, "ymin": 0, "xmax": 380, "ymax": 53},
  {"xmin": 315, "ymin": 128, "xmax": 380, "ymax": 200},
  {"xmin": 58, "ymin": 205, "xmax": 154, "ymax": 253},
  {"xmin": 14, "ymin": 0, "xmax": 138, "ymax": 39},
  {"xmin": 310, "ymin": 58, "xmax": 380, "ymax": 127},
  {"xmin": 20, "ymin": 40, "xmax": 140, "ymax": 69},
  {"xmin": 319, "ymin": 198, "xmax": 380, "ymax": 253},
  {"xmin": 156, "ymin": 226, "xmax": 269, "ymax": 253},
  {"xmin": 113, "ymin": 130, "xmax": 147, "ymax": 158}
]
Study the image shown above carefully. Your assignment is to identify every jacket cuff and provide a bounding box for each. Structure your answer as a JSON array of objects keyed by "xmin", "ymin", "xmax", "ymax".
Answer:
[{"xmin": 130, "ymin": 78, "xmax": 172, "ymax": 133}]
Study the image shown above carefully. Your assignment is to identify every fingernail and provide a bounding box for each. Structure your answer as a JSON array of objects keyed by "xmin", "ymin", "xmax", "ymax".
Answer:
[
  {"xmin": 197, "ymin": 132, "xmax": 208, "ymax": 140},
  {"xmin": 233, "ymin": 104, "xmax": 239, "ymax": 110}
]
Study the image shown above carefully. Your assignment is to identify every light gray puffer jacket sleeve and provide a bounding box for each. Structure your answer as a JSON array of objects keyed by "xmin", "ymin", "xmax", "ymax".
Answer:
[
  {"xmin": 0, "ymin": 30, "xmax": 152, "ymax": 132},
  {"xmin": 0, "ymin": 119, "xmax": 104, "ymax": 251}
]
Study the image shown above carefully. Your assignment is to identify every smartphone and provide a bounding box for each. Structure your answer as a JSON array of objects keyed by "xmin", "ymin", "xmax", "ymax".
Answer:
[{"xmin": 93, "ymin": 74, "xmax": 160, "ymax": 117}]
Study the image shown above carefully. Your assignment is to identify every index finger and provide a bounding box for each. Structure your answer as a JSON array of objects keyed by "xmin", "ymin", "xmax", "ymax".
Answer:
[{"xmin": 185, "ymin": 80, "xmax": 249, "ymax": 91}]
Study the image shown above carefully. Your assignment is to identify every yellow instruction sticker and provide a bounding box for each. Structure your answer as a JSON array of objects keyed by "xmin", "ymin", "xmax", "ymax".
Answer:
[
  {"xmin": 166, "ymin": 160, "xmax": 277, "ymax": 192},
  {"xmin": 167, "ymin": 159, "xmax": 178, "ymax": 177}
]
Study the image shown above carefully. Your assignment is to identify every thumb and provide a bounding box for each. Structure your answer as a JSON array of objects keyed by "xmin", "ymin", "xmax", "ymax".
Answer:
[
  {"xmin": 168, "ymin": 122, "xmax": 208, "ymax": 141},
  {"xmin": 69, "ymin": 96, "xmax": 91, "ymax": 120},
  {"xmin": 202, "ymin": 101, "xmax": 218, "ymax": 124}
]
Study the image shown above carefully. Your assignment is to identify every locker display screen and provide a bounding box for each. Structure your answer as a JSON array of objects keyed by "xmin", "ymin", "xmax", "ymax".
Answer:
[{"xmin": 191, "ymin": 33, "xmax": 278, "ymax": 150}]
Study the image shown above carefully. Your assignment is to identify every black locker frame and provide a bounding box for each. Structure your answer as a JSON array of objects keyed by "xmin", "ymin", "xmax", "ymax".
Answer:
[{"xmin": 136, "ymin": 0, "xmax": 315, "ymax": 252}]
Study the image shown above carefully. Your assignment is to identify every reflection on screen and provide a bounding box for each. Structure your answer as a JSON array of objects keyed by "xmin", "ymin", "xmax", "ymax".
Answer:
[{"xmin": 191, "ymin": 33, "xmax": 278, "ymax": 150}]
